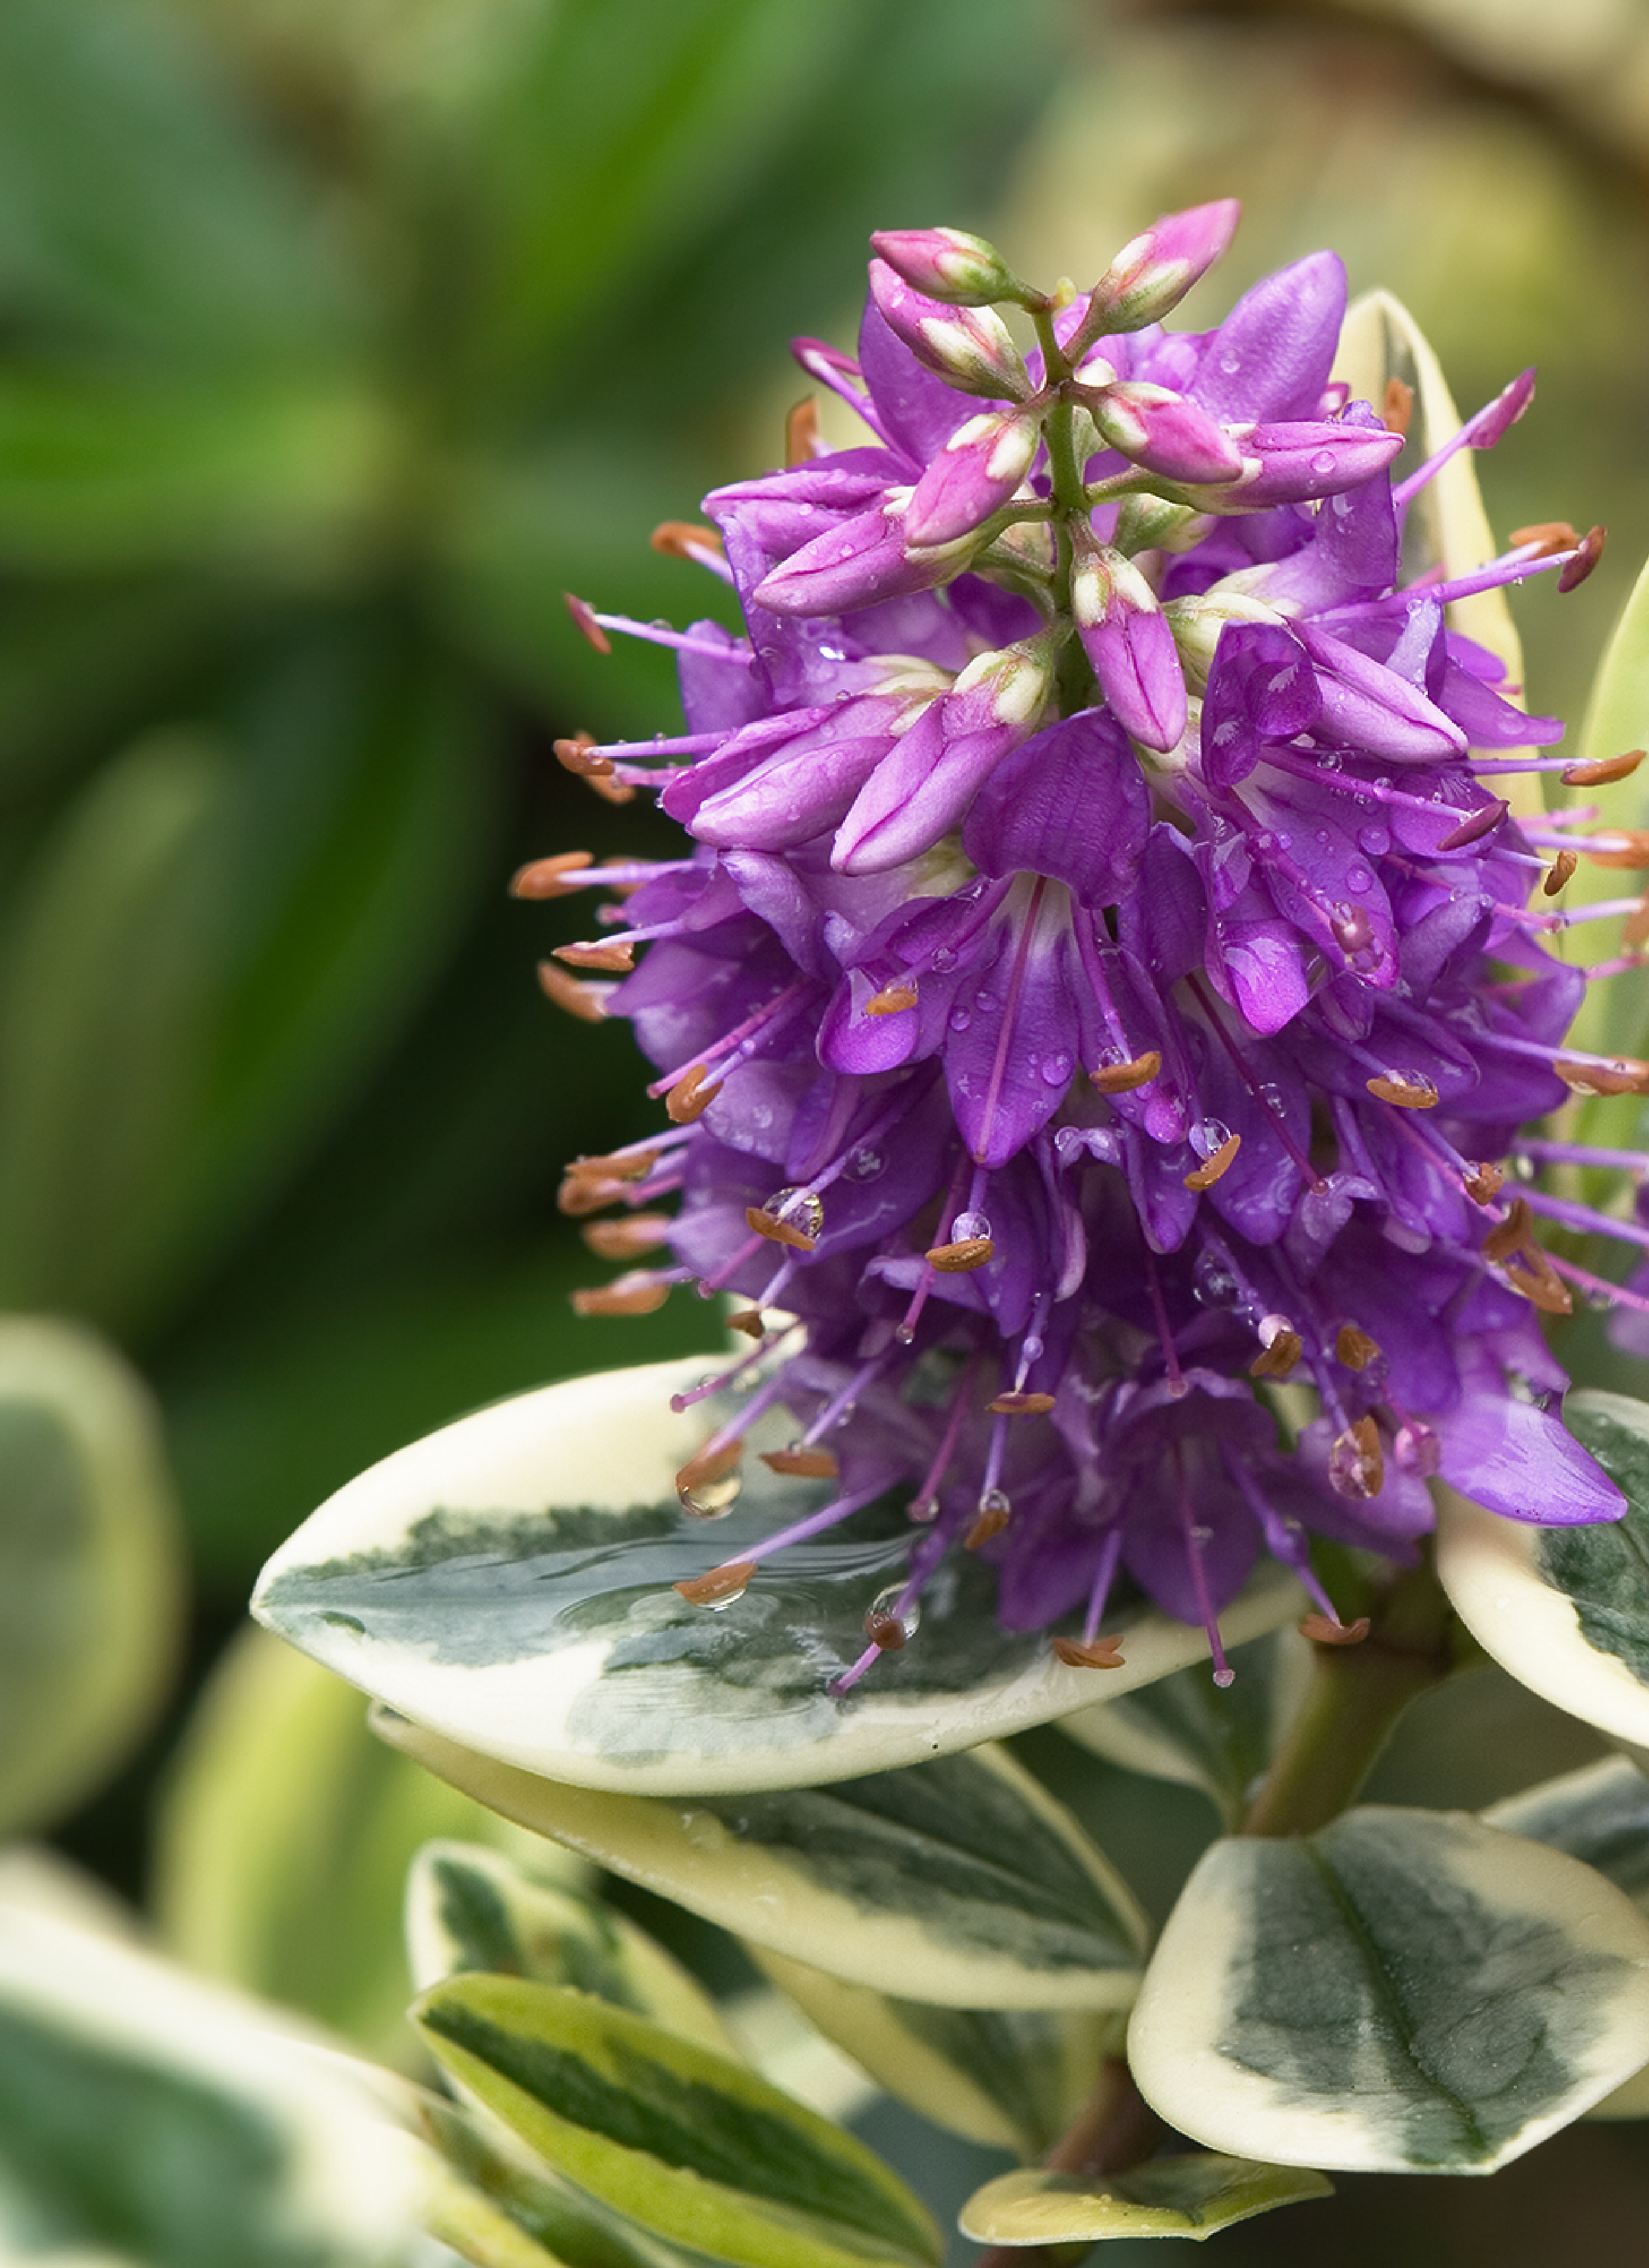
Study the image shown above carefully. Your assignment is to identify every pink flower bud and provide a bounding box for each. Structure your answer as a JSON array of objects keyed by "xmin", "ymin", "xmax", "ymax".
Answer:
[
  {"xmin": 752, "ymin": 493, "xmax": 978, "ymax": 616},
  {"xmin": 1089, "ymin": 199, "xmax": 1241, "ymax": 333},
  {"xmin": 902, "ymin": 406, "xmax": 1043, "ymax": 548},
  {"xmin": 1086, "ymin": 381, "xmax": 1246, "ymax": 485},
  {"xmin": 868, "ymin": 226, "xmax": 1020, "ymax": 307},
  {"xmin": 1072, "ymin": 541, "xmax": 1187, "ymax": 753},
  {"xmin": 867, "ymin": 260, "xmax": 1032, "ymax": 401}
]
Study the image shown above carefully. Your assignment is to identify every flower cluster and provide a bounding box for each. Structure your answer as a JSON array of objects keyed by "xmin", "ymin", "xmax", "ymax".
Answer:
[{"xmin": 532, "ymin": 205, "xmax": 1644, "ymax": 1691}]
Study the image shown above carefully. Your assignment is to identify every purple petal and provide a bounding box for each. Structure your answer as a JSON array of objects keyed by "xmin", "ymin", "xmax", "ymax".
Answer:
[
  {"xmin": 1191, "ymin": 251, "xmax": 1347, "ymax": 425},
  {"xmin": 1438, "ymin": 1390, "xmax": 1626, "ymax": 1525},
  {"xmin": 962, "ymin": 709, "xmax": 1149, "ymax": 902}
]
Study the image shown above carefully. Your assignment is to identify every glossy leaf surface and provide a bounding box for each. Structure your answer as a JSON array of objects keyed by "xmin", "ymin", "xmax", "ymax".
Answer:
[
  {"xmin": 1437, "ymin": 1392, "xmax": 1649, "ymax": 1747},
  {"xmin": 379, "ymin": 1714, "xmax": 1145, "ymax": 2010},
  {"xmin": 254, "ymin": 1356, "xmax": 1301, "ymax": 1795},
  {"xmin": 1128, "ymin": 1806, "xmax": 1649, "ymax": 2172},
  {"xmin": 414, "ymin": 1973, "xmax": 941, "ymax": 2268},
  {"xmin": 958, "ymin": 2154, "xmax": 1333, "ymax": 2245},
  {"xmin": 407, "ymin": 1841, "xmax": 734, "ymax": 2058}
]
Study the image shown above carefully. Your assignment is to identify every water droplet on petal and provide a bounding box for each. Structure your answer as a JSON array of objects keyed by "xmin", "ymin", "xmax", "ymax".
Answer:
[
  {"xmin": 949, "ymin": 1005, "xmax": 972, "ymax": 1032},
  {"xmin": 1312, "ymin": 449, "xmax": 1336, "ymax": 475},
  {"xmin": 1041, "ymin": 1049, "xmax": 1074, "ymax": 1086},
  {"xmin": 846, "ymin": 1146, "xmax": 885, "ymax": 1183},
  {"xmin": 763, "ymin": 1185, "xmax": 824, "ymax": 1240}
]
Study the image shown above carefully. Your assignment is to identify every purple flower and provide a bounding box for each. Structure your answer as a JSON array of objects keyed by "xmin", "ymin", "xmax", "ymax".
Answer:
[{"xmin": 540, "ymin": 203, "xmax": 1635, "ymax": 1696}]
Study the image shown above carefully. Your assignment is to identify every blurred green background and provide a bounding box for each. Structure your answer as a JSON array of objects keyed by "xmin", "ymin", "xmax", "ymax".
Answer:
[{"xmin": 8, "ymin": 0, "xmax": 1649, "ymax": 2255}]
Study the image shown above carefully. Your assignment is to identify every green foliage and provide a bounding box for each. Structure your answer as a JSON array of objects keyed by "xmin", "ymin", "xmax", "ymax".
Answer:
[{"xmin": 0, "ymin": 1315, "xmax": 182, "ymax": 1834}]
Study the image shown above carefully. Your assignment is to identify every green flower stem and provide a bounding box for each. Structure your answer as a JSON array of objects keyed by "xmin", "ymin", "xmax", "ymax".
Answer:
[
  {"xmin": 974, "ymin": 2058, "xmax": 1165, "ymax": 2268},
  {"xmin": 1241, "ymin": 1548, "xmax": 1458, "ymax": 1839}
]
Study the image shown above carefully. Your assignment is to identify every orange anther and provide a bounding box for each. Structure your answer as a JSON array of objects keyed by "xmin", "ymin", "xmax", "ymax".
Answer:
[
  {"xmin": 926, "ymin": 1236, "xmax": 995, "ymax": 1272},
  {"xmin": 761, "ymin": 1447, "xmax": 839, "ymax": 1478},
  {"xmin": 1053, "ymin": 1636, "xmax": 1127, "ymax": 1669},
  {"xmin": 675, "ymin": 1561, "xmax": 756, "ymax": 1606},
  {"xmin": 1090, "ymin": 1050, "xmax": 1161, "ymax": 1093}
]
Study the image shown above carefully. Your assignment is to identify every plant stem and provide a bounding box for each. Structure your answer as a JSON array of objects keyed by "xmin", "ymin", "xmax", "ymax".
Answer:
[{"xmin": 1241, "ymin": 1546, "xmax": 1457, "ymax": 1838}]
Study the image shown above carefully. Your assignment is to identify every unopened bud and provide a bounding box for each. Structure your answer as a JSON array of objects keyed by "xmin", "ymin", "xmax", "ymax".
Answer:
[
  {"xmin": 1086, "ymin": 381, "xmax": 1245, "ymax": 485},
  {"xmin": 1086, "ymin": 198, "xmax": 1241, "ymax": 334},
  {"xmin": 1073, "ymin": 537, "xmax": 1187, "ymax": 753},
  {"xmin": 868, "ymin": 226, "xmax": 1024, "ymax": 307},
  {"xmin": 903, "ymin": 405, "xmax": 1043, "ymax": 549},
  {"xmin": 867, "ymin": 260, "xmax": 1032, "ymax": 400}
]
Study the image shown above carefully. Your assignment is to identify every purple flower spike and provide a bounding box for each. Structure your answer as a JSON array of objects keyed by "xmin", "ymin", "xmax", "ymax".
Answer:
[
  {"xmin": 1086, "ymin": 381, "xmax": 1246, "ymax": 485},
  {"xmin": 1073, "ymin": 541, "xmax": 1187, "ymax": 753},
  {"xmin": 866, "ymin": 259, "xmax": 1032, "ymax": 401},
  {"xmin": 868, "ymin": 226, "xmax": 1022, "ymax": 307},
  {"xmin": 903, "ymin": 406, "xmax": 1043, "ymax": 548},
  {"xmin": 1088, "ymin": 197, "xmax": 1242, "ymax": 334},
  {"xmin": 544, "ymin": 204, "xmax": 1634, "ymax": 1708}
]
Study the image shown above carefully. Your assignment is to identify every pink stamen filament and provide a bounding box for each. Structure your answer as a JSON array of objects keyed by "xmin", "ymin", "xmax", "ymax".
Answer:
[
  {"xmin": 646, "ymin": 979, "xmax": 811, "ymax": 1098},
  {"xmin": 972, "ymin": 877, "xmax": 1050, "ymax": 1165},
  {"xmin": 1223, "ymin": 1452, "xmax": 1341, "ymax": 1623},
  {"xmin": 1081, "ymin": 1524, "xmax": 1127, "ymax": 1645},
  {"xmin": 1175, "ymin": 1443, "xmax": 1233, "ymax": 1686},
  {"xmin": 1186, "ymin": 972, "xmax": 1325, "ymax": 1190},
  {"xmin": 912, "ymin": 1364, "xmax": 980, "ymax": 1520},
  {"xmin": 1544, "ymin": 1250, "xmax": 1649, "ymax": 1315},
  {"xmin": 590, "ymin": 612, "xmax": 757, "ymax": 665}
]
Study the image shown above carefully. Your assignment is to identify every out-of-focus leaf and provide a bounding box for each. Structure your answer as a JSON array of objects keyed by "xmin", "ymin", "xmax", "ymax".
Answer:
[
  {"xmin": 958, "ymin": 2154, "xmax": 1334, "ymax": 2246},
  {"xmin": 1057, "ymin": 1630, "xmax": 1311, "ymax": 1827},
  {"xmin": 451, "ymin": 0, "xmax": 863, "ymax": 401},
  {"xmin": 0, "ymin": 623, "xmax": 497, "ymax": 1333},
  {"xmin": 750, "ymin": 1946, "xmax": 1114, "ymax": 2159},
  {"xmin": 1437, "ymin": 1392, "xmax": 1649, "ymax": 1747},
  {"xmin": 0, "ymin": 1884, "xmax": 421, "ymax": 2267},
  {"xmin": 414, "ymin": 1973, "xmax": 941, "ymax": 2268},
  {"xmin": 423, "ymin": 2091, "xmax": 748, "ymax": 2268},
  {"xmin": 1565, "ymin": 550, "xmax": 1649, "ymax": 1073},
  {"xmin": 153, "ymin": 1627, "xmax": 565, "ymax": 2069},
  {"xmin": 1484, "ymin": 1754, "xmax": 1649, "ymax": 1911},
  {"xmin": 1127, "ymin": 1806, "xmax": 1649, "ymax": 2173},
  {"xmin": 0, "ymin": 371, "xmax": 394, "ymax": 575},
  {"xmin": 406, "ymin": 1842, "xmax": 734, "ymax": 2059},
  {"xmin": 0, "ymin": 1315, "xmax": 181, "ymax": 1836},
  {"xmin": 0, "ymin": 0, "xmax": 354, "ymax": 368},
  {"xmin": 376, "ymin": 1714, "xmax": 1145, "ymax": 2012},
  {"xmin": 252, "ymin": 1355, "xmax": 1301, "ymax": 1794}
]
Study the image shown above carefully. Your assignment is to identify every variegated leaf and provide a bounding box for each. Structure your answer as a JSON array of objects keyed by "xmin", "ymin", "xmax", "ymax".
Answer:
[
  {"xmin": 1437, "ymin": 1392, "xmax": 1649, "ymax": 1748},
  {"xmin": 958, "ymin": 2154, "xmax": 1333, "ymax": 2245},
  {"xmin": 414, "ymin": 1974, "xmax": 941, "ymax": 2268},
  {"xmin": 0, "ymin": 1885, "xmax": 420, "ymax": 2266},
  {"xmin": 406, "ymin": 1841, "xmax": 735, "ymax": 2058},
  {"xmin": 750, "ymin": 1946, "xmax": 1117, "ymax": 2158},
  {"xmin": 378, "ymin": 1714, "xmax": 1146, "ymax": 2011},
  {"xmin": 1127, "ymin": 1807, "xmax": 1649, "ymax": 2173},
  {"xmin": 253, "ymin": 1357, "xmax": 1299, "ymax": 1796}
]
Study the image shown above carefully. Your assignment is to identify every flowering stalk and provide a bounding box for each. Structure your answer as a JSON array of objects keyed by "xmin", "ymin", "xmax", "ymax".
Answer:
[{"xmin": 537, "ymin": 204, "xmax": 1638, "ymax": 1692}]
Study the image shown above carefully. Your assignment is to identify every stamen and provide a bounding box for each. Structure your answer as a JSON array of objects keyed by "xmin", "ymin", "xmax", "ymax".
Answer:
[
  {"xmin": 538, "ymin": 961, "xmax": 612, "ymax": 1021},
  {"xmin": 666, "ymin": 1065, "xmax": 723, "ymax": 1122},
  {"xmin": 1564, "ymin": 748, "xmax": 1644, "ymax": 788},
  {"xmin": 865, "ymin": 980, "xmax": 919, "ymax": 1016},
  {"xmin": 583, "ymin": 1213, "xmax": 673, "ymax": 1260},
  {"xmin": 1053, "ymin": 1636, "xmax": 1128, "ymax": 1669},
  {"xmin": 926, "ymin": 1235, "xmax": 995, "ymax": 1271},
  {"xmin": 728, "ymin": 1309, "xmax": 765, "ymax": 1338},
  {"xmin": 762, "ymin": 1447, "xmax": 840, "ymax": 1477},
  {"xmin": 1334, "ymin": 1324, "xmax": 1380, "ymax": 1370},
  {"xmin": 785, "ymin": 397, "xmax": 820, "ymax": 466},
  {"xmin": 973, "ymin": 877, "xmax": 1048, "ymax": 1165},
  {"xmin": 1382, "ymin": 376, "xmax": 1413, "ymax": 437},
  {"xmin": 987, "ymin": 1390, "xmax": 1056, "ymax": 1415},
  {"xmin": 675, "ymin": 1438, "xmax": 743, "ymax": 1515},
  {"xmin": 1299, "ymin": 1612, "xmax": 1371, "ymax": 1646},
  {"xmin": 568, "ymin": 594, "xmax": 757, "ymax": 667},
  {"xmin": 965, "ymin": 1489, "xmax": 1012, "ymax": 1549},
  {"xmin": 572, "ymin": 1271, "xmax": 675, "ymax": 1316},
  {"xmin": 1517, "ymin": 1136, "xmax": 1649, "ymax": 1173},
  {"xmin": 1328, "ymin": 1415, "xmax": 1384, "ymax": 1500},
  {"xmin": 554, "ymin": 733, "xmax": 613, "ymax": 777},
  {"xmin": 1143, "ymin": 1244, "xmax": 1187, "ymax": 1397},
  {"xmin": 1223, "ymin": 1450, "xmax": 1344, "ymax": 1626},
  {"xmin": 646, "ymin": 979, "xmax": 811, "ymax": 1100},
  {"xmin": 1558, "ymin": 524, "xmax": 1606, "ymax": 592},
  {"xmin": 745, "ymin": 1197, "xmax": 820, "ymax": 1252},
  {"xmin": 1187, "ymin": 975, "xmax": 1324, "ymax": 1190},
  {"xmin": 1435, "ymin": 799, "xmax": 1507, "ymax": 853},
  {"xmin": 1090, "ymin": 1049, "xmax": 1161, "ymax": 1093},
  {"xmin": 735, "ymin": 1479, "xmax": 892, "ymax": 1566},
  {"xmin": 564, "ymin": 593, "xmax": 612, "ymax": 653},
  {"xmin": 650, "ymin": 520, "xmax": 731, "ymax": 580},
  {"xmin": 1249, "ymin": 1314, "xmax": 1303, "ymax": 1379},
  {"xmin": 1081, "ymin": 1522, "xmax": 1128, "ymax": 1649},
  {"xmin": 910, "ymin": 1365, "xmax": 978, "ymax": 1524},
  {"xmin": 1543, "ymin": 1250, "xmax": 1649, "ymax": 1317},
  {"xmin": 1519, "ymin": 1185, "xmax": 1649, "ymax": 1256},
  {"xmin": 669, "ymin": 1322, "xmax": 800, "ymax": 1412},
  {"xmin": 1510, "ymin": 520, "xmax": 1578, "ymax": 556},
  {"xmin": 1505, "ymin": 1251, "xmax": 1573, "ymax": 1315},
  {"xmin": 511, "ymin": 852, "xmax": 594, "ymax": 898},
  {"xmin": 1464, "ymin": 1162, "xmax": 1505, "ymax": 1204},
  {"xmin": 554, "ymin": 939, "xmax": 636, "ymax": 972},
  {"xmin": 1176, "ymin": 1444, "xmax": 1233, "ymax": 1687}
]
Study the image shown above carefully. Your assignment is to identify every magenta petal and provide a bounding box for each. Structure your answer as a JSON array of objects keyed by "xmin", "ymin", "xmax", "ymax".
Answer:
[
  {"xmin": 1079, "ymin": 600, "xmax": 1187, "ymax": 753},
  {"xmin": 1437, "ymin": 1393, "xmax": 1626, "ymax": 1525}
]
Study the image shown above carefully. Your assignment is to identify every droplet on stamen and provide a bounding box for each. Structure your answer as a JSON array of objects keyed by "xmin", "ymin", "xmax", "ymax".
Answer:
[
  {"xmin": 676, "ymin": 1440, "xmax": 744, "ymax": 1518},
  {"xmin": 1184, "ymin": 1131, "xmax": 1242, "ymax": 1191},
  {"xmin": 747, "ymin": 1186, "xmax": 824, "ymax": 1251},
  {"xmin": 1482, "ymin": 1197, "xmax": 1534, "ymax": 1264},
  {"xmin": 1556, "ymin": 1056, "xmax": 1649, "ymax": 1096},
  {"xmin": 1090, "ymin": 1049, "xmax": 1161, "ymax": 1093},
  {"xmin": 864, "ymin": 1585, "xmax": 920, "ymax": 1649},
  {"xmin": 675, "ymin": 1561, "xmax": 756, "ymax": 1607},
  {"xmin": 1464, "ymin": 1162, "xmax": 1505, "ymax": 1204},
  {"xmin": 864, "ymin": 980, "xmax": 919, "ymax": 1016},
  {"xmin": 1329, "ymin": 1415, "xmax": 1384, "ymax": 1500},
  {"xmin": 727, "ymin": 1308, "xmax": 765, "ymax": 1338}
]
